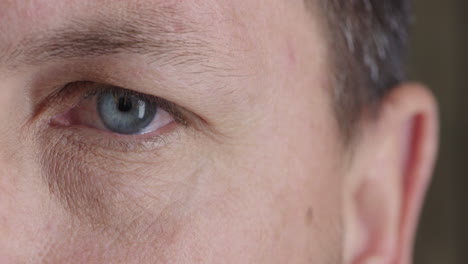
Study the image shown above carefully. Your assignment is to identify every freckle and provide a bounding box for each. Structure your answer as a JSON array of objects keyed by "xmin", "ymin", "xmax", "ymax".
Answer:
[{"xmin": 305, "ymin": 207, "xmax": 314, "ymax": 225}]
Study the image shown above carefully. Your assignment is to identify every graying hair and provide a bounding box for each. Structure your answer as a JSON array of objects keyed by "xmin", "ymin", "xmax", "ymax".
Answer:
[{"xmin": 315, "ymin": 0, "xmax": 411, "ymax": 139}]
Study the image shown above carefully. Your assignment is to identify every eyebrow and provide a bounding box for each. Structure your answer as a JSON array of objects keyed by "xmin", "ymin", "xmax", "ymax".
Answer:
[{"xmin": 1, "ymin": 8, "xmax": 215, "ymax": 68}]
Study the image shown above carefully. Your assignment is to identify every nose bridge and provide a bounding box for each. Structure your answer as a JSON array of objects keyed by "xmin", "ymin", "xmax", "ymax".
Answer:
[
  {"xmin": 0, "ymin": 78, "xmax": 20, "ymax": 168},
  {"xmin": 0, "ymin": 78, "xmax": 49, "ymax": 262},
  {"xmin": 0, "ymin": 76, "xmax": 26, "ymax": 196},
  {"xmin": 0, "ymin": 80, "xmax": 21, "ymax": 260},
  {"xmin": 0, "ymin": 75, "xmax": 39, "ymax": 209},
  {"xmin": 0, "ymin": 84, "xmax": 14, "ymax": 175}
]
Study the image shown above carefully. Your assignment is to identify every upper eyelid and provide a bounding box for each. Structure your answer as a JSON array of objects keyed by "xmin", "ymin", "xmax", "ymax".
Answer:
[{"xmin": 72, "ymin": 82, "xmax": 191, "ymax": 126}]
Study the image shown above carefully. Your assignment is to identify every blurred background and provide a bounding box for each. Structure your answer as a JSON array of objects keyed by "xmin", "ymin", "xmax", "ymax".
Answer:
[{"xmin": 410, "ymin": 1, "xmax": 467, "ymax": 263}]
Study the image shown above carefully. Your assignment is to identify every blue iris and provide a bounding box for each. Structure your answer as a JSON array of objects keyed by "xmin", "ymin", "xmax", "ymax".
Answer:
[{"xmin": 97, "ymin": 91, "xmax": 157, "ymax": 135}]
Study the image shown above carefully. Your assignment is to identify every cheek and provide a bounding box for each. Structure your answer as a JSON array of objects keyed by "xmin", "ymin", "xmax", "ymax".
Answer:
[
  {"xmin": 157, "ymin": 129, "xmax": 345, "ymax": 264},
  {"xmin": 212, "ymin": 70, "xmax": 346, "ymax": 261},
  {"xmin": 21, "ymin": 130, "xmax": 214, "ymax": 263}
]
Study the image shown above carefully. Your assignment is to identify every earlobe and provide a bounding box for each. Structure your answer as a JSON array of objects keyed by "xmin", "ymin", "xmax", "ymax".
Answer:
[{"xmin": 343, "ymin": 84, "xmax": 439, "ymax": 264}]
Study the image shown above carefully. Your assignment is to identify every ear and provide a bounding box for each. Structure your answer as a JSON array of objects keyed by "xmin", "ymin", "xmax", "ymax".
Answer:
[{"xmin": 343, "ymin": 84, "xmax": 439, "ymax": 264}]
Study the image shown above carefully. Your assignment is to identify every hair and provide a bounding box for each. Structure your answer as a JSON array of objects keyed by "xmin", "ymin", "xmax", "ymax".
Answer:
[{"xmin": 313, "ymin": 0, "xmax": 411, "ymax": 140}]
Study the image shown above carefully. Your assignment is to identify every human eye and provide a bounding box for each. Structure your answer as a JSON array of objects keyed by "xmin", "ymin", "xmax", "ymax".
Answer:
[{"xmin": 46, "ymin": 81, "xmax": 189, "ymax": 151}]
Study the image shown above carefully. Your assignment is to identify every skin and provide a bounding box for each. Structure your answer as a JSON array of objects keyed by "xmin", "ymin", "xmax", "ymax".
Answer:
[{"xmin": 0, "ymin": 0, "xmax": 438, "ymax": 263}]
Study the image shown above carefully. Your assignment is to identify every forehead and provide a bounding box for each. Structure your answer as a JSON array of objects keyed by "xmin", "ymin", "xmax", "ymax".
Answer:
[
  {"xmin": 0, "ymin": 0, "xmax": 314, "ymax": 37},
  {"xmin": 1, "ymin": 0, "xmax": 258, "ymax": 78},
  {"xmin": 0, "ymin": 0, "xmax": 321, "ymax": 60},
  {"xmin": 0, "ymin": 0, "xmax": 269, "ymax": 69},
  {"xmin": 0, "ymin": 0, "xmax": 241, "ymax": 33},
  {"xmin": 0, "ymin": 0, "xmax": 330, "ymax": 98}
]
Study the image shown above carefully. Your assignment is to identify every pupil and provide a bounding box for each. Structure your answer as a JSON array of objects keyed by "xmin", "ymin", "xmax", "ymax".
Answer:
[{"xmin": 118, "ymin": 97, "xmax": 132, "ymax": 112}]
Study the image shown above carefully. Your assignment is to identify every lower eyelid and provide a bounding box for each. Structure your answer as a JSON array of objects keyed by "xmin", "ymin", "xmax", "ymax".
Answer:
[{"xmin": 47, "ymin": 120, "xmax": 182, "ymax": 154}]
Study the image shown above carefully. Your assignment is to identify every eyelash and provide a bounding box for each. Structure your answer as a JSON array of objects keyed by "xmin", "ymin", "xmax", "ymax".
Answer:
[
  {"xmin": 96, "ymin": 89, "xmax": 171, "ymax": 114},
  {"xmin": 64, "ymin": 82, "xmax": 188, "ymax": 124},
  {"xmin": 43, "ymin": 81, "xmax": 190, "ymax": 152}
]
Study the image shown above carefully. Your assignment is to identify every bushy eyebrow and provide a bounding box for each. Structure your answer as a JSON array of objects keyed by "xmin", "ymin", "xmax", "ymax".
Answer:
[{"xmin": 1, "ymin": 8, "xmax": 216, "ymax": 68}]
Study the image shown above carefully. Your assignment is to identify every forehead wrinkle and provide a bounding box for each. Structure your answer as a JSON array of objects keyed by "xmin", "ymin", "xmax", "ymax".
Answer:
[{"xmin": 1, "ymin": 5, "xmax": 218, "ymax": 68}]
